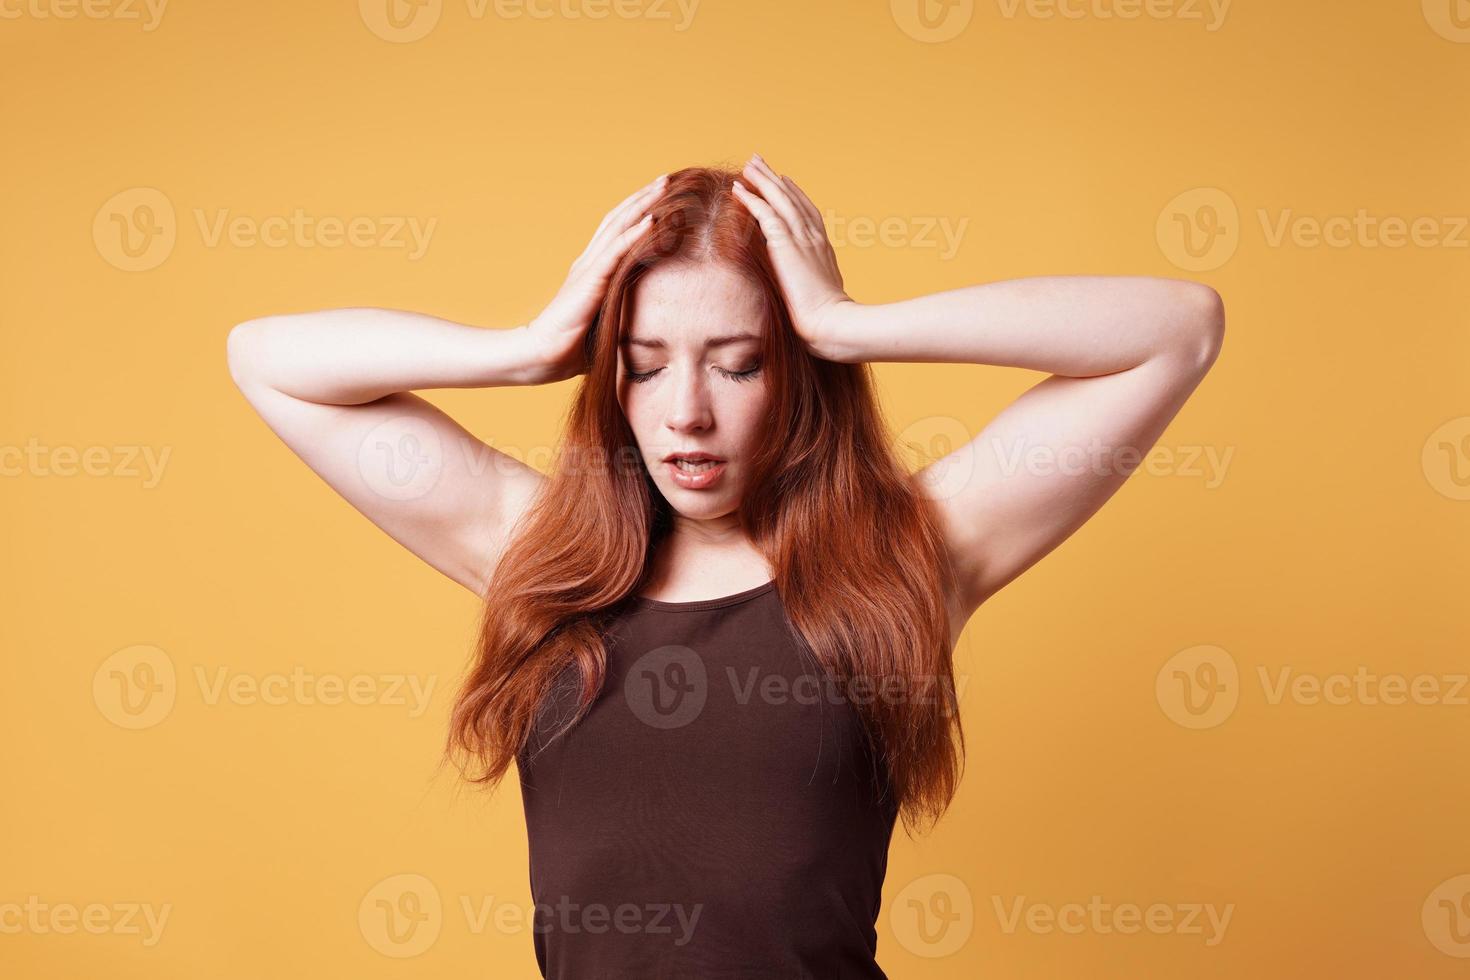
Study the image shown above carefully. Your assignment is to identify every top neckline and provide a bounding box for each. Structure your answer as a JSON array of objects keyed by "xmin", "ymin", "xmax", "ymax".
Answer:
[{"xmin": 631, "ymin": 579, "xmax": 777, "ymax": 612}]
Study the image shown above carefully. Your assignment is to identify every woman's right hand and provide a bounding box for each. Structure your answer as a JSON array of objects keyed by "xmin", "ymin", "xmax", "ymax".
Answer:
[{"xmin": 523, "ymin": 172, "xmax": 669, "ymax": 383}]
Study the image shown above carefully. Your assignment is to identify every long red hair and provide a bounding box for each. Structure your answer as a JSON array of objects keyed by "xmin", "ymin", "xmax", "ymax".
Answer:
[{"xmin": 445, "ymin": 165, "xmax": 964, "ymax": 835}]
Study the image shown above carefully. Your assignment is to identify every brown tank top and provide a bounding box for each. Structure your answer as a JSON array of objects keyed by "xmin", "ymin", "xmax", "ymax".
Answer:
[{"xmin": 516, "ymin": 579, "xmax": 900, "ymax": 979}]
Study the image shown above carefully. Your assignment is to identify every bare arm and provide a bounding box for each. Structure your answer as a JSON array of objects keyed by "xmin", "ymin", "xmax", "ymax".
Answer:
[
  {"xmin": 225, "ymin": 309, "xmax": 551, "ymax": 595},
  {"xmin": 226, "ymin": 172, "xmax": 669, "ymax": 596},
  {"xmin": 728, "ymin": 156, "xmax": 1225, "ymax": 640},
  {"xmin": 816, "ymin": 276, "xmax": 1225, "ymax": 632}
]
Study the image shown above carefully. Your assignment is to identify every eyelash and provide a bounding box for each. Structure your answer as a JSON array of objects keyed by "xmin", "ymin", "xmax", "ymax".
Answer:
[{"xmin": 623, "ymin": 364, "xmax": 763, "ymax": 385}]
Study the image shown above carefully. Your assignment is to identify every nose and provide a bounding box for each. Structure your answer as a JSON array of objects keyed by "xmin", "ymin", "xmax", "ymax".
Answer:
[{"xmin": 663, "ymin": 362, "xmax": 713, "ymax": 433}]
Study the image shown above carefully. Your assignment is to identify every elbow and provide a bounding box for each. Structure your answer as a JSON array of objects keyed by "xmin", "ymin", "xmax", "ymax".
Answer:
[
  {"xmin": 226, "ymin": 317, "xmax": 273, "ymax": 391},
  {"xmin": 1167, "ymin": 281, "xmax": 1225, "ymax": 374}
]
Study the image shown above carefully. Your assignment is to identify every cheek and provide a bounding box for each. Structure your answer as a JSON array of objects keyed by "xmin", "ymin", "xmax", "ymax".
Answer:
[
  {"xmin": 723, "ymin": 386, "xmax": 771, "ymax": 452},
  {"xmin": 618, "ymin": 387, "xmax": 655, "ymax": 445}
]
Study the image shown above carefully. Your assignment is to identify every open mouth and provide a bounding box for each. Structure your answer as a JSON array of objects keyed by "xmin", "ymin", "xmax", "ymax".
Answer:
[{"xmin": 663, "ymin": 452, "xmax": 727, "ymax": 490}]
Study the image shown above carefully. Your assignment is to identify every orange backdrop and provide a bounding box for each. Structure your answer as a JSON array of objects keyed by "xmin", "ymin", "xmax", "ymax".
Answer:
[{"xmin": 2, "ymin": 0, "xmax": 1467, "ymax": 976}]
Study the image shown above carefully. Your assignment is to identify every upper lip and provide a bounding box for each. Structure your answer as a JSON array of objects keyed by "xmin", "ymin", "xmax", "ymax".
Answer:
[{"xmin": 663, "ymin": 451, "xmax": 725, "ymax": 463}]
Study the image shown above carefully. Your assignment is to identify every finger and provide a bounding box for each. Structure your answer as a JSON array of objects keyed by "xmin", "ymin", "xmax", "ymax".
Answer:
[
  {"xmin": 730, "ymin": 179, "xmax": 794, "ymax": 247},
  {"xmin": 741, "ymin": 157, "xmax": 810, "ymax": 241},
  {"xmin": 781, "ymin": 174, "xmax": 825, "ymax": 231},
  {"xmin": 591, "ymin": 174, "xmax": 668, "ymax": 243},
  {"xmin": 587, "ymin": 212, "xmax": 655, "ymax": 276},
  {"xmin": 598, "ymin": 173, "xmax": 666, "ymax": 230}
]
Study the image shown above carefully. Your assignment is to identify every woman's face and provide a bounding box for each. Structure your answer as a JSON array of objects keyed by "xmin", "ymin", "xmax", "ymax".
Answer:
[{"xmin": 617, "ymin": 261, "xmax": 771, "ymax": 521}]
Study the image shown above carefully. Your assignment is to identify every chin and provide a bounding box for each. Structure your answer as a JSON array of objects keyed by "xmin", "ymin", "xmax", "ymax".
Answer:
[{"xmin": 658, "ymin": 484, "xmax": 738, "ymax": 519}]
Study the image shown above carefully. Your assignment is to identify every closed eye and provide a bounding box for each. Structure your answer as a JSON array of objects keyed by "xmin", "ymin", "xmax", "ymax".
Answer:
[{"xmin": 623, "ymin": 362, "xmax": 763, "ymax": 385}]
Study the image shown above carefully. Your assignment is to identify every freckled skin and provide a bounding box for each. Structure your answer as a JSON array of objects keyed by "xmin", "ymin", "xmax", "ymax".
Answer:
[{"xmin": 617, "ymin": 262, "xmax": 772, "ymax": 522}]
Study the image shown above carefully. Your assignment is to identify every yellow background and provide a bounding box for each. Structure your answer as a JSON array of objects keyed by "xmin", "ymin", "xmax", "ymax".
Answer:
[{"xmin": 3, "ymin": 0, "xmax": 1467, "ymax": 976}]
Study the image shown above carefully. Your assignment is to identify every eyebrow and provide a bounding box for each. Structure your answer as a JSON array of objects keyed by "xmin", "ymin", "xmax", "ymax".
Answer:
[{"xmin": 622, "ymin": 332, "xmax": 762, "ymax": 350}]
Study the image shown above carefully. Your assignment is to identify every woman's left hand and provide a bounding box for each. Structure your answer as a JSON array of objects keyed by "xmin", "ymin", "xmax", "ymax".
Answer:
[{"xmin": 731, "ymin": 154, "xmax": 854, "ymax": 357}]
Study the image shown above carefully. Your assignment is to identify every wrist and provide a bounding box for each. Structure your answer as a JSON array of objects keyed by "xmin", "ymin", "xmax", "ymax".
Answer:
[
  {"xmin": 497, "ymin": 323, "xmax": 551, "ymax": 386},
  {"xmin": 810, "ymin": 298, "xmax": 866, "ymax": 363}
]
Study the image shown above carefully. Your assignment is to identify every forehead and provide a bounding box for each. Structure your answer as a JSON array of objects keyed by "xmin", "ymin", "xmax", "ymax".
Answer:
[{"xmin": 623, "ymin": 261, "xmax": 767, "ymax": 348}]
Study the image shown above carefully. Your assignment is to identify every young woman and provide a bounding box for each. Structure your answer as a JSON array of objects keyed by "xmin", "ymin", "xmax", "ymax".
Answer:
[{"xmin": 227, "ymin": 155, "xmax": 1224, "ymax": 978}]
